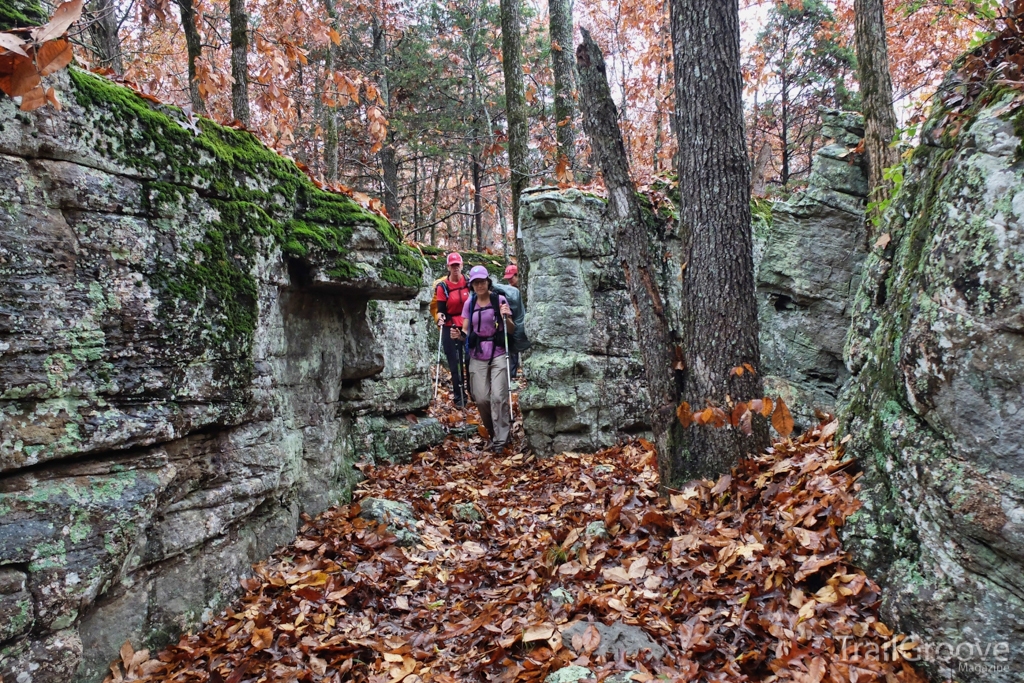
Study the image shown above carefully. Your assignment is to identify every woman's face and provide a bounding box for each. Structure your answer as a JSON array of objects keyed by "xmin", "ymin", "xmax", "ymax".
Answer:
[
  {"xmin": 448, "ymin": 262, "xmax": 462, "ymax": 278},
  {"xmin": 471, "ymin": 279, "xmax": 489, "ymax": 296}
]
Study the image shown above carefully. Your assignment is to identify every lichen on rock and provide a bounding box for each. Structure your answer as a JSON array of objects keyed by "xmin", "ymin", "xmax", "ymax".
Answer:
[
  {"xmin": 0, "ymin": 70, "xmax": 443, "ymax": 683},
  {"xmin": 839, "ymin": 73, "xmax": 1024, "ymax": 681}
]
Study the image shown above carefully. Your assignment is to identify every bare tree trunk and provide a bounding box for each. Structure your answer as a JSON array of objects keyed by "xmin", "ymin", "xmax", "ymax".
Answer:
[
  {"xmin": 548, "ymin": 0, "xmax": 577, "ymax": 168},
  {"xmin": 412, "ymin": 157, "xmax": 420, "ymax": 237},
  {"xmin": 499, "ymin": 0, "xmax": 529, "ymax": 302},
  {"xmin": 472, "ymin": 155, "xmax": 484, "ymax": 251},
  {"xmin": 372, "ymin": 18, "xmax": 401, "ymax": 224},
  {"xmin": 429, "ymin": 161, "xmax": 442, "ymax": 246},
  {"xmin": 229, "ymin": 0, "xmax": 251, "ymax": 126},
  {"xmin": 854, "ymin": 0, "xmax": 899, "ymax": 233},
  {"xmin": 175, "ymin": 0, "xmax": 206, "ymax": 115},
  {"xmin": 86, "ymin": 0, "xmax": 123, "ymax": 75},
  {"xmin": 577, "ymin": 30, "xmax": 686, "ymax": 485},
  {"xmin": 322, "ymin": 0, "xmax": 339, "ymax": 181},
  {"xmin": 670, "ymin": 0, "xmax": 767, "ymax": 483},
  {"xmin": 751, "ymin": 142, "xmax": 771, "ymax": 196}
]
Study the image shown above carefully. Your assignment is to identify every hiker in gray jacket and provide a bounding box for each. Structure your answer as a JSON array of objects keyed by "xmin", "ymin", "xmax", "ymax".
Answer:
[{"xmin": 493, "ymin": 264, "xmax": 530, "ymax": 378}]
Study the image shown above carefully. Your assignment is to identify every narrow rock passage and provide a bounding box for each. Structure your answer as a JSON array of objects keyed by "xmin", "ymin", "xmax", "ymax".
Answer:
[{"xmin": 113, "ymin": 392, "xmax": 925, "ymax": 683}]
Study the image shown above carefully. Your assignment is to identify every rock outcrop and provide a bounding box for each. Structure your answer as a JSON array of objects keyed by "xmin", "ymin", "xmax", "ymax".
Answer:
[
  {"xmin": 0, "ymin": 69, "xmax": 438, "ymax": 682},
  {"xmin": 519, "ymin": 122, "xmax": 867, "ymax": 453},
  {"xmin": 518, "ymin": 189, "xmax": 665, "ymax": 454},
  {"xmin": 839, "ymin": 85, "xmax": 1024, "ymax": 681},
  {"xmin": 757, "ymin": 111, "xmax": 870, "ymax": 428}
]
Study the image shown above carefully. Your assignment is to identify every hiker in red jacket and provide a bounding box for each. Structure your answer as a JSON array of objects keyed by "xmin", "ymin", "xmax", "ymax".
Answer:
[{"xmin": 436, "ymin": 252, "xmax": 471, "ymax": 407}]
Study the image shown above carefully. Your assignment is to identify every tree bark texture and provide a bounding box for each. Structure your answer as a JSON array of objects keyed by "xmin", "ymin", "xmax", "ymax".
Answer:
[
  {"xmin": 229, "ymin": 0, "xmax": 251, "ymax": 126},
  {"xmin": 499, "ymin": 0, "xmax": 529, "ymax": 303},
  {"xmin": 380, "ymin": 142, "xmax": 401, "ymax": 225},
  {"xmin": 751, "ymin": 142, "xmax": 771, "ymax": 196},
  {"xmin": 175, "ymin": 0, "xmax": 206, "ymax": 115},
  {"xmin": 670, "ymin": 0, "xmax": 767, "ymax": 483},
  {"xmin": 854, "ymin": 0, "xmax": 899, "ymax": 231},
  {"xmin": 472, "ymin": 155, "xmax": 484, "ymax": 251},
  {"xmin": 576, "ymin": 29, "xmax": 686, "ymax": 487},
  {"xmin": 86, "ymin": 0, "xmax": 123, "ymax": 75},
  {"xmin": 373, "ymin": 19, "xmax": 401, "ymax": 225},
  {"xmin": 548, "ymin": 0, "xmax": 577, "ymax": 168},
  {"xmin": 322, "ymin": 0, "xmax": 339, "ymax": 180}
]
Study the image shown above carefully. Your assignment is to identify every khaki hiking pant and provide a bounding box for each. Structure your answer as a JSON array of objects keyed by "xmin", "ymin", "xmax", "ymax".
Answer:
[{"xmin": 469, "ymin": 354, "xmax": 511, "ymax": 446}]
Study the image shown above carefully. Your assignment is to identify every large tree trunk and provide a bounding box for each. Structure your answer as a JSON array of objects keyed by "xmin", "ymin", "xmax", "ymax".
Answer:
[
  {"xmin": 576, "ymin": 30, "xmax": 686, "ymax": 486},
  {"xmin": 86, "ymin": 0, "xmax": 123, "ymax": 75},
  {"xmin": 548, "ymin": 0, "xmax": 577, "ymax": 169},
  {"xmin": 499, "ymin": 0, "xmax": 529, "ymax": 304},
  {"xmin": 229, "ymin": 0, "xmax": 251, "ymax": 126},
  {"xmin": 670, "ymin": 0, "xmax": 767, "ymax": 483},
  {"xmin": 380, "ymin": 141, "xmax": 401, "ymax": 225},
  {"xmin": 854, "ymin": 0, "xmax": 899, "ymax": 233},
  {"xmin": 175, "ymin": 0, "xmax": 206, "ymax": 115}
]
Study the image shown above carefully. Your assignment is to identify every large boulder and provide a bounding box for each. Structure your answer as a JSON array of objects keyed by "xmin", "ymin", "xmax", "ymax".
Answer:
[
  {"xmin": 518, "ymin": 189, "xmax": 666, "ymax": 454},
  {"xmin": 757, "ymin": 110, "xmax": 869, "ymax": 428},
  {"xmin": 0, "ymin": 69, "xmax": 438, "ymax": 682},
  {"xmin": 839, "ymin": 83, "xmax": 1024, "ymax": 681}
]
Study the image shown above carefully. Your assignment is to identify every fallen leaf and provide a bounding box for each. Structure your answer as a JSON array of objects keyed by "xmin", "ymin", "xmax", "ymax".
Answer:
[
  {"xmin": 251, "ymin": 626, "xmax": 273, "ymax": 650},
  {"xmin": 523, "ymin": 623, "xmax": 555, "ymax": 642}
]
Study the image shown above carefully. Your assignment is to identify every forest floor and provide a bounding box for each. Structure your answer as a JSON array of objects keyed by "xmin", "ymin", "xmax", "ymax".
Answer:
[{"xmin": 112, "ymin": 379, "xmax": 928, "ymax": 683}]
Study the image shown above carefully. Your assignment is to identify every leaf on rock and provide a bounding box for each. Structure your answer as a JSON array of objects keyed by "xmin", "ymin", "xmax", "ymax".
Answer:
[{"xmin": 772, "ymin": 396, "xmax": 794, "ymax": 438}]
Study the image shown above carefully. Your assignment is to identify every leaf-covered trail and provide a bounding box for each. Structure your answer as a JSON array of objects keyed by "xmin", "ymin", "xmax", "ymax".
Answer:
[{"xmin": 117, "ymin": 396, "xmax": 926, "ymax": 683}]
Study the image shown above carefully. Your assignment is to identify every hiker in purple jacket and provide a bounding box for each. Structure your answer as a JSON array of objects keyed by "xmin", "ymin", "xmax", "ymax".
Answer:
[{"xmin": 461, "ymin": 265, "xmax": 514, "ymax": 450}]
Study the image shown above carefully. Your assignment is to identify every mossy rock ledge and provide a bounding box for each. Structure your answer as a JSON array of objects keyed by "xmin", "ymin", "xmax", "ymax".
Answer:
[
  {"xmin": 0, "ymin": 70, "xmax": 438, "ymax": 683},
  {"xmin": 838, "ymin": 73, "xmax": 1024, "ymax": 682}
]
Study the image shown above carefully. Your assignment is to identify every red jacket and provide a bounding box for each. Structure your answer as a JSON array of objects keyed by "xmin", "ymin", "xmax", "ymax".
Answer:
[{"xmin": 437, "ymin": 276, "xmax": 469, "ymax": 327}]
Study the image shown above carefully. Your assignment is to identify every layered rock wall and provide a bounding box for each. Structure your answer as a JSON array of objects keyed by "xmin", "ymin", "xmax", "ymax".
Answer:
[
  {"xmin": 518, "ymin": 189, "xmax": 668, "ymax": 454},
  {"xmin": 0, "ymin": 70, "xmax": 438, "ymax": 682},
  {"xmin": 839, "ymin": 87, "xmax": 1024, "ymax": 681},
  {"xmin": 757, "ymin": 111, "xmax": 869, "ymax": 427}
]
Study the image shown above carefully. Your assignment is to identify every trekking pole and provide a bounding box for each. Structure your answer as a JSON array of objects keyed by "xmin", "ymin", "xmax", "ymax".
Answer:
[
  {"xmin": 503, "ymin": 315, "xmax": 514, "ymax": 424},
  {"xmin": 432, "ymin": 323, "xmax": 443, "ymax": 402},
  {"xmin": 461, "ymin": 336, "xmax": 471, "ymax": 407}
]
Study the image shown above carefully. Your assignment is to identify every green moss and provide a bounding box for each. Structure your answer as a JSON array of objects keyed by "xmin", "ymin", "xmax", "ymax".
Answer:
[
  {"xmin": 327, "ymin": 261, "xmax": 361, "ymax": 279},
  {"xmin": 751, "ymin": 197, "xmax": 773, "ymax": 229},
  {"xmin": 0, "ymin": 0, "xmax": 46, "ymax": 31},
  {"xmin": 64, "ymin": 67, "xmax": 423, "ymax": 375}
]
